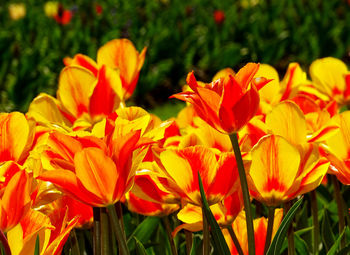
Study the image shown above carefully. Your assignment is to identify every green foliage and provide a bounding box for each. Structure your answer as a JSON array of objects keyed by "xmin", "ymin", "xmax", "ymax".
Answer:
[
  {"xmin": 198, "ymin": 171, "xmax": 231, "ymax": 255},
  {"xmin": 266, "ymin": 197, "xmax": 303, "ymax": 255},
  {"xmin": 1, "ymin": 0, "xmax": 350, "ymax": 112}
]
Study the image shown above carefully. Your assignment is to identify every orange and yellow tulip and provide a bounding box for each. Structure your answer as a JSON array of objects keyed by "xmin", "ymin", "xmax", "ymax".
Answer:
[
  {"xmin": 97, "ymin": 38, "xmax": 147, "ymax": 100},
  {"xmin": 172, "ymin": 189, "xmax": 244, "ymax": 237},
  {"xmin": 248, "ymin": 135, "xmax": 328, "ymax": 206},
  {"xmin": 159, "ymin": 145, "xmax": 240, "ymax": 206},
  {"xmin": 309, "ymin": 57, "xmax": 350, "ymax": 106},
  {"xmin": 7, "ymin": 208, "xmax": 79, "ymax": 255},
  {"xmin": 224, "ymin": 209, "xmax": 283, "ymax": 255},
  {"xmin": 37, "ymin": 129, "xmax": 149, "ymax": 207},
  {"xmin": 171, "ymin": 63, "xmax": 270, "ymax": 134},
  {"xmin": 57, "ymin": 65, "xmax": 123, "ymax": 125}
]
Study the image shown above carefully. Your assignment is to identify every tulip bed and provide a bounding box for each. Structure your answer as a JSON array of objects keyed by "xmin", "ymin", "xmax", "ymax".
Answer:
[{"xmin": 1, "ymin": 36, "xmax": 350, "ymax": 255}]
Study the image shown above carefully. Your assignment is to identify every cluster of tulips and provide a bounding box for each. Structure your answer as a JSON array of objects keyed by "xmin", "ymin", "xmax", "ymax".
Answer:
[{"xmin": 1, "ymin": 37, "xmax": 350, "ymax": 255}]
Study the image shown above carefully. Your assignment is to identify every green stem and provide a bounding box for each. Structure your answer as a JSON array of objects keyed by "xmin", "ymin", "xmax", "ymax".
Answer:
[
  {"xmin": 93, "ymin": 207, "xmax": 101, "ymax": 255},
  {"xmin": 107, "ymin": 204, "xmax": 130, "ymax": 255},
  {"xmin": 185, "ymin": 230, "xmax": 193, "ymax": 255},
  {"xmin": 202, "ymin": 206, "xmax": 210, "ymax": 255},
  {"xmin": 100, "ymin": 208, "xmax": 111, "ymax": 255},
  {"xmin": 264, "ymin": 207, "xmax": 275, "ymax": 255},
  {"xmin": 310, "ymin": 190, "xmax": 319, "ymax": 255},
  {"xmin": 116, "ymin": 202, "xmax": 126, "ymax": 240},
  {"xmin": 163, "ymin": 217, "xmax": 178, "ymax": 255},
  {"xmin": 0, "ymin": 230, "xmax": 11, "ymax": 255},
  {"xmin": 230, "ymin": 133, "xmax": 255, "ymax": 255},
  {"xmin": 227, "ymin": 226, "xmax": 244, "ymax": 255},
  {"xmin": 331, "ymin": 175, "xmax": 346, "ymax": 249},
  {"xmin": 284, "ymin": 202, "xmax": 295, "ymax": 255}
]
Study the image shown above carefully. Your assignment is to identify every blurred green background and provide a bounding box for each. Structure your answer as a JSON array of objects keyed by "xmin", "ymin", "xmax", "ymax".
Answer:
[{"xmin": 1, "ymin": 0, "xmax": 349, "ymax": 118}]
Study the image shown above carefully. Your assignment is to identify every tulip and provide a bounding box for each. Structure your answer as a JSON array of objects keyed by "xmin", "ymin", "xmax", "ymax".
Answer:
[
  {"xmin": 248, "ymin": 135, "xmax": 328, "ymax": 207},
  {"xmin": 159, "ymin": 145, "xmax": 240, "ymax": 206},
  {"xmin": 7, "ymin": 208, "xmax": 79, "ymax": 255},
  {"xmin": 213, "ymin": 10, "xmax": 225, "ymax": 25},
  {"xmin": 97, "ymin": 39, "xmax": 147, "ymax": 100},
  {"xmin": 310, "ymin": 57, "xmax": 350, "ymax": 106},
  {"xmin": 224, "ymin": 209, "xmax": 283, "ymax": 255},
  {"xmin": 8, "ymin": 3, "xmax": 26, "ymax": 20},
  {"xmin": 37, "ymin": 129, "xmax": 149, "ymax": 207},
  {"xmin": 171, "ymin": 63, "xmax": 270, "ymax": 134}
]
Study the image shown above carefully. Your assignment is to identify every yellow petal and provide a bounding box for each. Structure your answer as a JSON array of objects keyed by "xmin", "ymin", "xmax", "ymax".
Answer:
[
  {"xmin": 0, "ymin": 112, "xmax": 32, "ymax": 163},
  {"xmin": 57, "ymin": 66, "xmax": 96, "ymax": 118},
  {"xmin": 310, "ymin": 57, "xmax": 348, "ymax": 102},
  {"xmin": 177, "ymin": 204, "xmax": 202, "ymax": 224},
  {"xmin": 255, "ymin": 64, "xmax": 280, "ymax": 103},
  {"xmin": 266, "ymin": 101, "xmax": 307, "ymax": 145},
  {"xmin": 326, "ymin": 111, "xmax": 350, "ymax": 160},
  {"xmin": 160, "ymin": 150, "xmax": 194, "ymax": 198},
  {"xmin": 212, "ymin": 68, "xmax": 235, "ymax": 81},
  {"xmin": 27, "ymin": 93, "xmax": 71, "ymax": 128},
  {"xmin": 249, "ymin": 135, "xmax": 300, "ymax": 206}
]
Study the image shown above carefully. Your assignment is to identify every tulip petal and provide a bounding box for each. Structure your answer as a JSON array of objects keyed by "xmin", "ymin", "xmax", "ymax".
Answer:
[
  {"xmin": 65, "ymin": 54, "xmax": 98, "ymax": 76},
  {"xmin": 310, "ymin": 57, "xmax": 347, "ymax": 101},
  {"xmin": 37, "ymin": 169, "xmax": 103, "ymax": 207},
  {"xmin": 235, "ymin": 63, "xmax": 259, "ymax": 90},
  {"xmin": 89, "ymin": 65, "xmax": 122, "ymax": 118},
  {"xmin": 249, "ymin": 135, "xmax": 300, "ymax": 206},
  {"xmin": 57, "ymin": 66, "xmax": 96, "ymax": 118},
  {"xmin": 74, "ymin": 147, "xmax": 118, "ymax": 205},
  {"xmin": 266, "ymin": 101, "xmax": 307, "ymax": 145},
  {"xmin": 1, "ymin": 169, "xmax": 31, "ymax": 232},
  {"xmin": 0, "ymin": 112, "xmax": 31, "ymax": 163}
]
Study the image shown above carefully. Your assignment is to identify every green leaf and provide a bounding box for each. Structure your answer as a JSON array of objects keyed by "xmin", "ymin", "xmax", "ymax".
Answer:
[
  {"xmin": 127, "ymin": 217, "xmax": 160, "ymax": 251},
  {"xmin": 327, "ymin": 227, "xmax": 349, "ymax": 255},
  {"xmin": 34, "ymin": 235, "xmax": 40, "ymax": 255},
  {"xmin": 294, "ymin": 226, "xmax": 313, "ymax": 236},
  {"xmin": 198, "ymin": 172, "xmax": 230, "ymax": 255},
  {"xmin": 266, "ymin": 197, "xmax": 303, "ymax": 255},
  {"xmin": 133, "ymin": 237, "xmax": 148, "ymax": 255},
  {"xmin": 294, "ymin": 234, "xmax": 309, "ymax": 254},
  {"xmin": 321, "ymin": 209, "xmax": 335, "ymax": 252}
]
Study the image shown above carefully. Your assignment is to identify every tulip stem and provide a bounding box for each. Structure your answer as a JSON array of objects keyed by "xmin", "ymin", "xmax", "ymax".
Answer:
[
  {"xmin": 185, "ymin": 230, "xmax": 193, "ymax": 255},
  {"xmin": 227, "ymin": 226, "xmax": 244, "ymax": 255},
  {"xmin": 202, "ymin": 207, "xmax": 210, "ymax": 255},
  {"xmin": 0, "ymin": 230, "xmax": 11, "ymax": 255},
  {"xmin": 163, "ymin": 217, "xmax": 178, "ymax": 255},
  {"xmin": 107, "ymin": 204, "xmax": 130, "ymax": 255},
  {"xmin": 93, "ymin": 207, "xmax": 101, "ymax": 255},
  {"xmin": 100, "ymin": 208, "xmax": 111, "ymax": 255},
  {"xmin": 264, "ymin": 207, "xmax": 275, "ymax": 255},
  {"xmin": 70, "ymin": 229, "xmax": 81, "ymax": 255},
  {"xmin": 116, "ymin": 202, "xmax": 126, "ymax": 240},
  {"xmin": 284, "ymin": 202, "xmax": 295, "ymax": 255},
  {"xmin": 230, "ymin": 133, "xmax": 255, "ymax": 255},
  {"xmin": 310, "ymin": 190, "xmax": 319, "ymax": 255},
  {"xmin": 331, "ymin": 175, "xmax": 346, "ymax": 249}
]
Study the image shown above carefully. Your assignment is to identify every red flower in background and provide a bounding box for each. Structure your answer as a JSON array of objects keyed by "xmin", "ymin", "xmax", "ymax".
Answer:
[
  {"xmin": 95, "ymin": 4, "xmax": 103, "ymax": 15},
  {"xmin": 213, "ymin": 10, "xmax": 225, "ymax": 25},
  {"xmin": 54, "ymin": 4, "xmax": 72, "ymax": 25}
]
